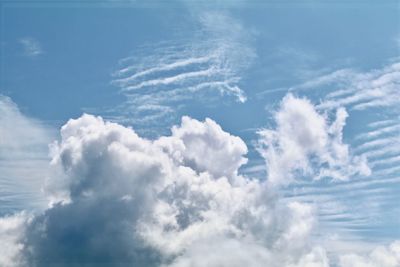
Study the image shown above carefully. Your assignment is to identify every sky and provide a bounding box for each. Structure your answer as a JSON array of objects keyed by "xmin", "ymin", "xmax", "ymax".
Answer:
[{"xmin": 0, "ymin": 1, "xmax": 400, "ymax": 266}]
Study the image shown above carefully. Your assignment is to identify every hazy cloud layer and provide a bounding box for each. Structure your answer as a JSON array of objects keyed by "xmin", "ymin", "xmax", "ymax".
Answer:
[
  {"xmin": 20, "ymin": 113, "xmax": 320, "ymax": 266},
  {"xmin": 0, "ymin": 96, "xmax": 54, "ymax": 214}
]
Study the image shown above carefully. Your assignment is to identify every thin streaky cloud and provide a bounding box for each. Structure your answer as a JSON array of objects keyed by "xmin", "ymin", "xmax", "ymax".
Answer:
[
  {"xmin": 370, "ymin": 155, "xmax": 400, "ymax": 167},
  {"xmin": 277, "ymin": 60, "xmax": 400, "ymax": 246},
  {"xmin": 367, "ymin": 119, "xmax": 398, "ymax": 129},
  {"xmin": 114, "ymin": 55, "xmax": 213, "ymax": 79},
  {"xmin": 293, "ymin": 69, "xmax": 356, "ymax": 92},
  {"xmin": 120, "ymin": 67, "xmax": 219, "ymax": 91},
  {"xmin": 18, "ymin": 37, "xmax": 43, "ymax": 57},
  {"xmin": 373, "ymin": 165, "xmax": 400, "ymax": 176},
  {"xmin": 355, "ymin": 124, "xmax": 400, "ymax": 140},
  {"xmin": 283, "ymin": 178, "xmax": 398, "ymax": 197}
]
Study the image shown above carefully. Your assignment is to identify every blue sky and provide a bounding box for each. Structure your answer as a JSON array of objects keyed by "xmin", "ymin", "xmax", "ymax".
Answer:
[{"xmin": 0, "ymin": 1, "xmax": 400, "ymax": 266}]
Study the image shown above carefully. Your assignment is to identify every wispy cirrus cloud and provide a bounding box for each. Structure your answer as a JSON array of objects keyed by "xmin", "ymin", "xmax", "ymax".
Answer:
[
  {"xmin": 313, "ymin": 62, "xmax": 400, "ymax": 111},
  {"xmin": 0, "ymin": 112, "xmax": 328, "ymax": 267},
  {"xmin": 339, "ymin": 241, "xmax": 400, "ymax": 267},
  {"xmin": 18, "ymin": 37, "xmax": 43, "ymax": 58},
  {"xmin": 102, "ymin": 11, "xmax": 254, "ymax": 135}
]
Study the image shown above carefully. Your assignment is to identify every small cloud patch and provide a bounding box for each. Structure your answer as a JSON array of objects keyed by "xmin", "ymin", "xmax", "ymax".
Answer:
[{"xmin": 19, "ymin": 37, "xmax": 43, "ymax": 57}]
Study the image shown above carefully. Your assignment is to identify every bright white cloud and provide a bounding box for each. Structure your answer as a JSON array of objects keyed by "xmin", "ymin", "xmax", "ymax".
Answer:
[
  {"xmin": 339, "ymin": 241, "xmax": 400, "ymax": 267},
  {"xmin": 0, "ymin": 213, "xmax": 29, "ymax": 267},
  {"xmin": 156, "ymin": 116, "xmax": 248, "ymax": 180},
  {"xmin": 0, "ymin": 95, "xmax": 397, "ymax": 267},
  {"xmin": 257, "ymin": 93, "xmax": 370, "ymax": 185},
  {"xmin": 280, "ymin": 60, "xmax": 400, "ymax": 250},
  {"xmin": 0, "ymin": 112, "xmax": 330, "ymax": 266}
]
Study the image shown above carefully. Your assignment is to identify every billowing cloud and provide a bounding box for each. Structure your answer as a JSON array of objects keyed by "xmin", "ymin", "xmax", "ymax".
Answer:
[
  {"xmin": 339, "ymin": 241, "xmax": 400, "ymax": 267},
  {"xmin": 257, "ymin": 93, "xmax": 370, "ymax": 185},
  {"xmin": 0, "ymin": 213, "xmax": 29, "ymax": 267},
  {"xmin": 0, "ymin": 95, "xmax": 397, "ymax": 267},
  {"xmin": 0, "ymin": 110, "xmax": 327, "ymax": 266},
  {"xmin": 277, "ymin": 61, "xmax": 400, "ymax": 250}
]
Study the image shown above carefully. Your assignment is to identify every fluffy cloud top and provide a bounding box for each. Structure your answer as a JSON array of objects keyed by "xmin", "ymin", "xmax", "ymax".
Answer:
[
  {"xmin": 18, "ymin": 37, "xmax": 43, "ymax": 57},
  {"xmin": 258, "ymin": 94, "xmax": 370, "ymax": 185},
  {"xmin": 156, "ymin": 116, "xmax": 248, "ymax": 180},
  {"xmin": 1, "ymin": 111, "xmax": 327, "ymax": 267},
  {"xmin": 0, "ymin": 94, "xmax": 396, "ymax": 267}
]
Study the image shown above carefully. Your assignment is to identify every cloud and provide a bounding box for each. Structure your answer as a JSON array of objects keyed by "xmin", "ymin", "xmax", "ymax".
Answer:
[
  {"xmin": 0, "ymin": 95, "xmax": 397, "ymax": 267},
  {"xmin": 0, "ymin": 213, "xmax": 29, "ymax": 267},
  {"xmin": 104, "ymin": 11, "xmax": 254, "ymax": 134},
  {"xmin": 0, "ymin": 96, "xmax": 54, "ymax": 214},
  {"xmin": 257, "ymin": 93, "xmax": 370, "ymax": 185},
  {"xmin": 0, "ymin": 112, "xmax": 334, "ymax": 266},
  {"xmin": 18, "ymin": 37, "xmax": 43, "ymax": 57},
  {"xmin": 339, "ymin": 241, "xmax": 400, "ymax": 267}
]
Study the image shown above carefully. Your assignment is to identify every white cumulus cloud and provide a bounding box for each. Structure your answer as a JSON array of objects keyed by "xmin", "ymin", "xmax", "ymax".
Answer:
[
  {"xmin": 339, "ymin": 241, "xmax": 400, "ymax": 267},
  {"xmin": 0, "ymin": 96, "xmax": 54, "ymax": 213},
  {"xmin": 257, "ymin": 93, "xmax": 370, "ymax": 185},
  {"xmin": 0, "ymin": 112, "xmax": 329, "ymax": 267}
]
